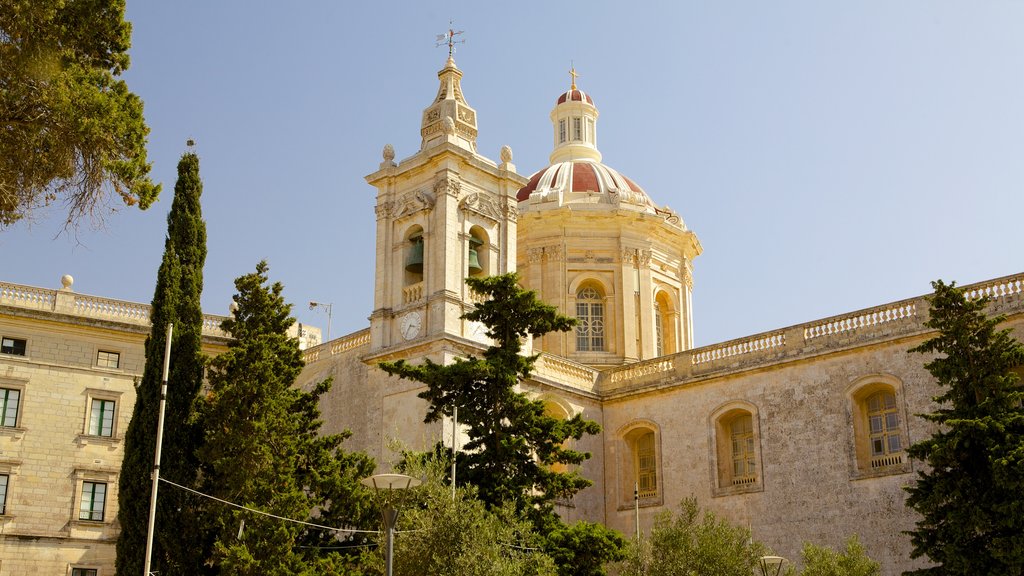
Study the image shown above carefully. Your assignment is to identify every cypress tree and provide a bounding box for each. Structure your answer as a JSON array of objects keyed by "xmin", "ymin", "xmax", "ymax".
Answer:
[
  {"xmin": 197, "ymin": 262, "xmax": 375, "ymax": 574},
  {"xmin": 116, "ymin": 152, "xmax": 208, "ymax": 575},
  {"xmin": 904, "ymin": 280, "xmax": 1024, "ymax": 575}
]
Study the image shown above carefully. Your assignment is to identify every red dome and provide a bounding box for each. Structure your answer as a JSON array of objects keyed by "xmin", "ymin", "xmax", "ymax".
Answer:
[
  {"xmin": 556, "ymin": 89, "xmax": 594, "ymax": 106},
  {"xmin": 516, "ymin": 160, "xmax": 652, "ymax": 207}
]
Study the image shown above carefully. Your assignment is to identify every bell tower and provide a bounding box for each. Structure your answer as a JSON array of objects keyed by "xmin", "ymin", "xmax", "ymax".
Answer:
[{"xmin": 364, "ymin": 56, "xmax": 528, "ymax": 357}]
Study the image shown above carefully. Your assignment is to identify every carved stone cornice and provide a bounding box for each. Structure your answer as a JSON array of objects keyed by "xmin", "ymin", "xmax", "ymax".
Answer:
[
  {"xmin": 459, "ymin": 192, "xmax": 503, "ymax": 222},
  {"xmin": 545, "ymin": 245, "xmax": 564, "ymax": 262},
  {"xmin": 621, "ymin": 248, "xmax": 652, "ymax": 266},
  {"xmin": 393, "ymin": 189, "xmax": 435, "ymax": 219},
  {"xmin": 504, "ymin": 198, "xmax": 518, "ymax": 222},
  {"xmin": 434, "ymin": 176, "xmax": 461, "ymax": 199},
  {"xmin": 374, "ymin": 201, "xmax": 393, "ymax": 220}
]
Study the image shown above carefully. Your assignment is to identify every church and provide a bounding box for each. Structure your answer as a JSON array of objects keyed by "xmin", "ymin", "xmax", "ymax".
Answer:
[{"xmin": 0, "ymin": 53, "xmax": 1021, "ymax": 576}]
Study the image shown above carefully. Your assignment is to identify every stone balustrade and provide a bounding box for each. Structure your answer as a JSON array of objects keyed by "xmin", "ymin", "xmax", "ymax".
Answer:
[
  {"xmin": 303, "ymin": 328, "xmax": 371, "ymax": 364},
  {"xmin": 0, "ymin": 282, "xmax": 55, "ymax": 310},
  {"xmin": 532, "ymin": 354, "xmax": 598, "ymax": 392},
  {"xmin": 599, "ymin": 272, "xmax": 1024, "ymax": 395},
  {"xmin": 403, "ymin": 282, "xmax": 424, "ymax": 304},
  {"xmin": 1, "ymin": 281, "xmax": 230, "ymax": 338}
]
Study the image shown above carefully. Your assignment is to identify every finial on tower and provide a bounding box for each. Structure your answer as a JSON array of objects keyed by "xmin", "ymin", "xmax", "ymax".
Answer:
[
  {"xmin": 569, "ymin": 63, "xmax": 579, "ymax": 90},
  {"xmin": 435, "ymin": 21, "xmax": 465, "ymax": 59}
]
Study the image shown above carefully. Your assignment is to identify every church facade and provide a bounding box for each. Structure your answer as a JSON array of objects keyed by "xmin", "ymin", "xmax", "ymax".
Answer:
[
  {"xmin": 295, "ymin": 56, "xmax": 1024, "ymax": 576},
  {"xmin": 0, "ymin": 56, "xmax": 1021, "ymax": 575}
]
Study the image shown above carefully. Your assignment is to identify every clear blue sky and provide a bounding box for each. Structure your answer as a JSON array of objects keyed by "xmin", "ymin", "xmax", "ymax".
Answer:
[{"xmin": 3, "ymin": 1, "xmax": 1022, "ymax": 347}]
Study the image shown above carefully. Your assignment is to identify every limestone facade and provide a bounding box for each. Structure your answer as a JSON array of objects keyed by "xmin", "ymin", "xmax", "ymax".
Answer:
[
  {"xmin": 296, "ymin": 58, "xmax": 1024, "ymax": 576},
  {"xmin": 2, "ymin": 56, "xmax": 1022, "ymax": 576},
  {"xmin": 0, "ymin": 279, "xmax": 231, "ymax": 575}
]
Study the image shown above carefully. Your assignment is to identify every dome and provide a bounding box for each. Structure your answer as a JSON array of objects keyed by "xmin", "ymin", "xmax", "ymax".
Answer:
[
  {"xmin": 516, "ymin": 159, "xmax": 654, "ymax": 209},
  {"xmin": 556, "ymin": 89, "xmax": 594, "ymax": 106}
]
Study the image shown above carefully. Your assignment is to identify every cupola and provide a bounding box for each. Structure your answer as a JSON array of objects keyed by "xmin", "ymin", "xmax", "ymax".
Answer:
[
  {"xmin": 420, "ymin": 56, "xmax": 479, "ymax": 152},
  {"xmin": 549, "ymin": 68, "xmax": 601, "ymax": 164}
]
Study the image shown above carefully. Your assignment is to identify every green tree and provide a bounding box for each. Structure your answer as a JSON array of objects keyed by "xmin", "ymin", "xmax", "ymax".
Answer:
[
  {"xmin": 197, "ymin": 262, "xmax": 375, "ymax": 575},
  {"xmin": 618, "ymin": 498, "xmax": 768, "ymax": 576},
  {"xmin": 904, "ymin": 280, "xmax": 1024, "ymax": 575},
  {"xmin": 379, "ymin": 273, "xmax": 624, "ymax": 574},
  {"xmin": 380, "ymin": 273, "xmax": 597, "ymax": 517},
  {"xmin": 116, "ymin": 152, "xmax": 206, "ymax": 575},
  {"xmin": 0, "ymin": 0, "xmax": 159, "ymax": 227},
  {"xmin": 797, "ymin": 535, "xmax": 879, "ymax": 576},
  {"xmin": 366, "ymin": 451, "xmax": 557, "ymax": 576}
]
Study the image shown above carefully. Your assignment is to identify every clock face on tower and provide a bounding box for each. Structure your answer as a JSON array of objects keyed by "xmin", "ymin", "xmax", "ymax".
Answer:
[{"xmin": 399, "ymin": 311, "xmax": 422, "ymax": 341}]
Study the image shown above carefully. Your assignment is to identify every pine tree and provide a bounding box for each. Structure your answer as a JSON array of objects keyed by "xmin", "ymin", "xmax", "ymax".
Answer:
[
  {"xmin": 198, "ymin": 262, "xmax": 375, "ymax": 574},
  {"xmin": 116, "ymin": 152, "xmax": 207, "ymax": 575},
  {"xmin": 904, "ymin": 280, "xmax": 1024, "ymax": 575},
  {"xmin": 379, "ymin": 273, "xmax": 624, "ymax": 575}
]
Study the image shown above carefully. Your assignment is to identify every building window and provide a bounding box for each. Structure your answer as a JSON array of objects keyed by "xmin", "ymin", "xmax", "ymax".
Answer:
[
  {"xmin": 72, "ymin": 568, "xmax": 98, "ymax": 576},
  {"xmin": 619, "ymin": 422, "xmax": 662, "ymax": 507},
  {"xmin": 654, "ymin": 291, "xmax": 676, "ymax": 356},
  {"xmin": 0, "ymin": 388, "xmax": 20, "ymax": 427},
  {"xmin": 848, "ymin": 376, "xmax": 909, "ymax": 476},
  {"xmin": 0, "ymin": 337, "xmax": 25, "ymax": 356},
  {"xmin": 711, "ymin": 404, "xmax": 763, "ymax": 494},
  {"xmin": 97, "ymin": 350, "xmax": 120, "ymax": 369},
  {"xmin": 79, "ymin": 481, "xmax": 106, "ymax": 521},
  {"xmin": 559, "ymin": 119, "xmax": 566, "ymax": 143},
  {"xmin": 0, "ymin": 473, "xmax": 8, "ymax": 514},
  {"xmin": 654, "ymin": 307, "xmax": 664, "ymax": 357},
  {"xmin": 729, "ymin": 414, "xmax": 756, "ymax": 485},
  {"xmin": 867, "ymin": 391, "xmax": 902, "ymax": 466},
  {"xmin": 88, "ymin": 399, "xmax": 115, "ymax": 437},
  {"xmin": 635, "ymin": 431, "xmax": 657, "ymax": 498},
  {"xmin": 573, "ymin": 117, "xmax": 582, "ymax": 140},
  {"xmin": 575, "ymin": 286, "xmax": 605, "ymax": 352}
]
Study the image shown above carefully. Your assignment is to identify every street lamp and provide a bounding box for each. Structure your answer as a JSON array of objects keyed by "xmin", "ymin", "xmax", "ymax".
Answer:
[
  {"xmin": 361, "ymin": 473, "xmax": 421, "ymax": 576},
  {"xmin": 758, "ymin": 555, "xmax": 787, "ymax": 576},
  {"xmin": 308, "ymin": 301, "xmax": 333, "ymax": 341}
]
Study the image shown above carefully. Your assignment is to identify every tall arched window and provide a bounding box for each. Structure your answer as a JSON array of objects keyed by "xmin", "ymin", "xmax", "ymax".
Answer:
[
  {"xmin": 575, "ymin": 286, "xmax": 605, "ymax": 352},
  {"xmin": 635, "ymin": 431, "xmax": 657, "ymax": 498},
  {"xmin": 711, "ymin": 403, "xmax": 763, "ymax": 494},
  {"xmin": 654, "ymin": 291, "xmax": 676, "ymax": 356},
  {"xmin": 729, "ymin": 414, "xmax": 756, "ymax": 485},
  {"xmin": 867, "ymin": 391, "xmax": 902, "ymax": 465},
  {"xmin": 467, "ymin": 226, "xmax": 489, "ymax": 278},
  {"xmin": 619, "ymin": 421, "xmax": 662, "ymax": 507},
  {"xmin": 848, "ymin": 376, "xmax": 909, "ymax": 476}
]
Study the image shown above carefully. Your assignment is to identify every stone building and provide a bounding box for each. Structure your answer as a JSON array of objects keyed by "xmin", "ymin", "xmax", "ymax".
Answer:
[{"xmin": 0, "ymin": 56, "xmax": 1021, "ymax": 575}]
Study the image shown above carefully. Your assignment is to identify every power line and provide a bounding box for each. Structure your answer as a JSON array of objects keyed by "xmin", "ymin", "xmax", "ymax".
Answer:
[{"xmin": 158, "ymin": 477, "xmax": 379, "ymax": 534}]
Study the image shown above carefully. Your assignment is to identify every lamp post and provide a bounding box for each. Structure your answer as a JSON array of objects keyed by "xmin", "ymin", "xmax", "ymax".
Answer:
[
  {"xmin": 308, "ymin": 301, "xmax": 333, "ymax": 342},
  {"xmin": 361, "ymin": 473, "xmax": 421, "ymax": 576},
  {"xmin": 758, "ymin": 555, "xmax": 787, "ymax": 576}
]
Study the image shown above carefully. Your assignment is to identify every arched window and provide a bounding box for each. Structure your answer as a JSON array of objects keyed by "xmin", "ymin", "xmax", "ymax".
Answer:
[
  {"xmin": 848, "ymin": 376, "xmax": 909, "ymax": 476},
  {"xmin": 729, "ymin": 414, "xmax": 756, "ymax": 485},
  {"xmin": 467, "ymin": 226, "xmax": 489, "ymax": 278},
  {"xmin": 635, "ymin": 431, "xmax": 657, "ymax": 498},
  {"xmin": 402, "ymin": 226, "xmax": 425, "ymax": 304},
  {"xmin": 543, "ymin": 399, "xmax": 571, "ymax": 474},
  {"xmin": 654, "ymin": 291, "xmax": 676, "ymax": 356},
  {"xmin": 575, "ymin": 286, "xmax": 605, "ymax": 352},
  {"xmin": 711, "ymin": 403, "xmax": 763, "ymax": 494},
  {"xmin": 866, "ymin": 391, "xmax": 902, "ymax": 466},
  {"xmin": 619, "ymin": 422, "xmax": 661, "ymax": 506}
]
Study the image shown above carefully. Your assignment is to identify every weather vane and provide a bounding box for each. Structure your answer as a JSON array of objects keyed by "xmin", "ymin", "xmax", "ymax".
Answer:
[{"xmin": 435, "ymin": 21, "xmax": 465, "ymax": 58}]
